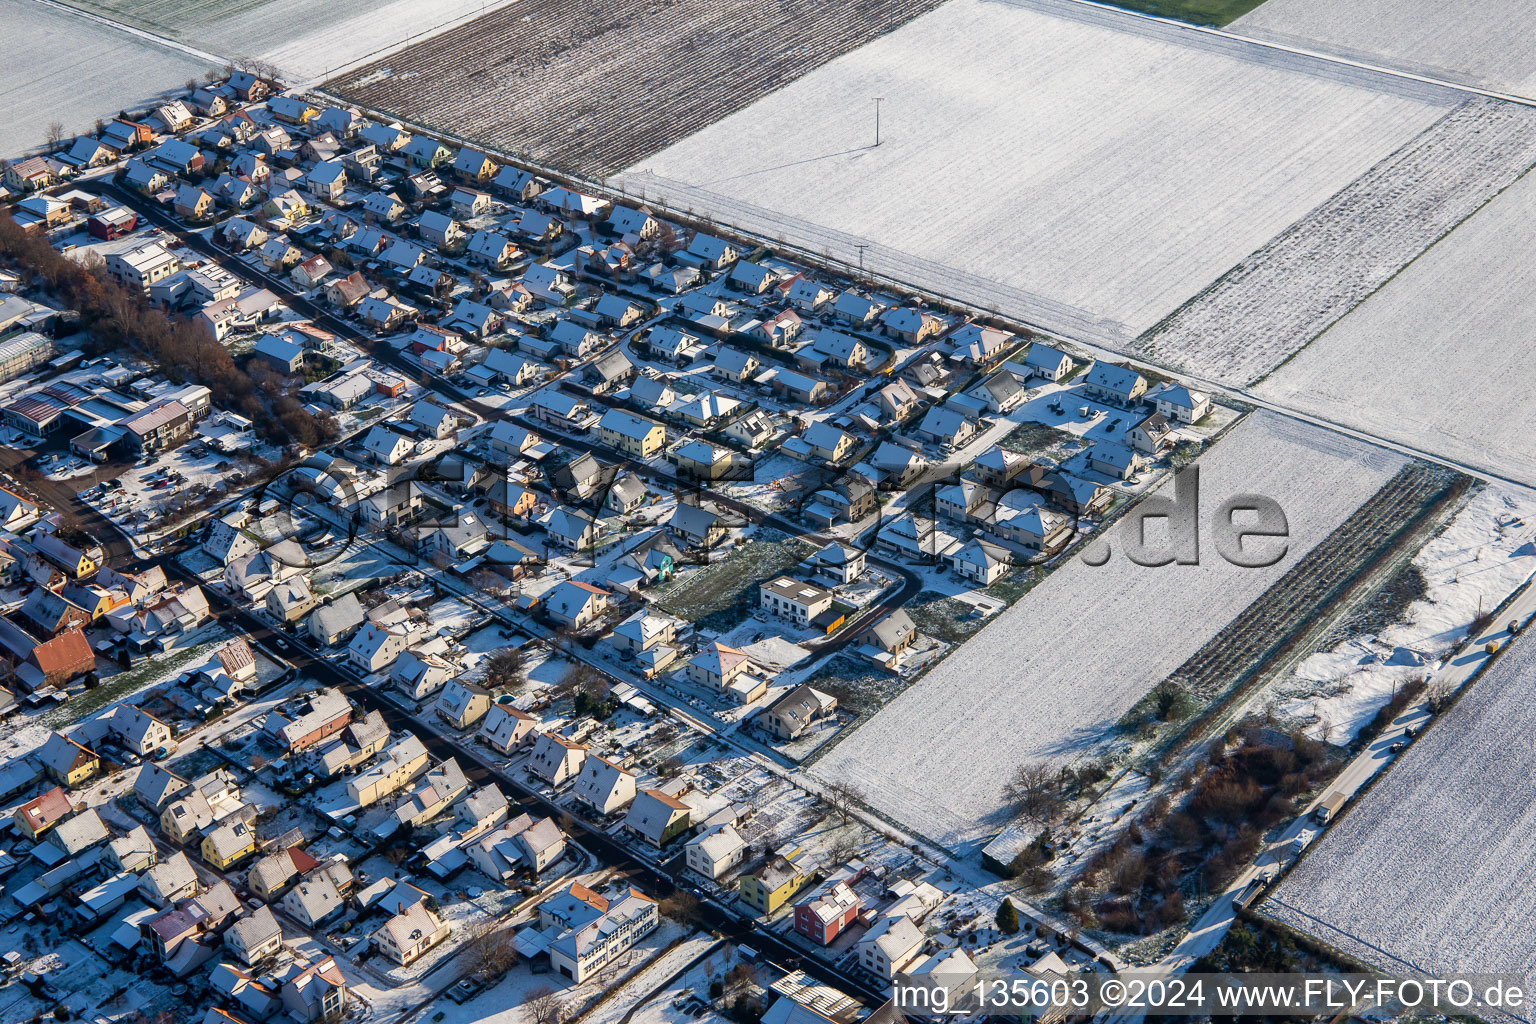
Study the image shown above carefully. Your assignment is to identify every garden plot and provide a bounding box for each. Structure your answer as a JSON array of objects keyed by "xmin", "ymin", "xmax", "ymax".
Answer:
[
  {"xmin": 0, "ymin": 0, "xmax": 214, "ymax": 159},
  {"xmin": 811, "ymin": 412, "xmax": 1406, "ymax": 850},
  {"xmin": 1233, "ymin": 0, "xmax": 1536, "ymax": 98},
  {"xmin": 1135, "ymin": 97, "xmax": 1536, "ymax": 384},
  {"xmin": 333, "ymin": 0, "xmax": 954, "ymax": 175},
  {"xmin": 1263, "ymin": 626, "xmax": 1536, "ymax": 1004},
  {"xmin": 1254, "ymin": 167, "xmax": 1536, "ymax": 486},
  {"xmin": 614, "ymin": 0, "xmax": 1453, "ymax": 344}
]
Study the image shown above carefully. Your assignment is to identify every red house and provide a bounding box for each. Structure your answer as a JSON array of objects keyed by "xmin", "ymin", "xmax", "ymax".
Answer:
[
  {"xmin": 88, "ymin": 208, "xmax": 138, "ymax": 240},
  {"xmin": 793, "ymin": 880, "xmax": 861, "ymax": 945}
]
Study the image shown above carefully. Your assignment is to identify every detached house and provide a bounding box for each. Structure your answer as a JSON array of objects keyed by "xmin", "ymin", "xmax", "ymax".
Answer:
[
  {"xmin": 623, "ymin": 788, "xmax": 692, "ymax": 848},
  {"xmin": 1081, "ymin": 361, "xmax": 1148, "ymax": 407},
  {"xmin": 526, "ymin": 732, "xmax": 587, "ymax": 786},
  {"xmin": 572, "ymin": 756, "xmax": 636, "ymax": 816}
]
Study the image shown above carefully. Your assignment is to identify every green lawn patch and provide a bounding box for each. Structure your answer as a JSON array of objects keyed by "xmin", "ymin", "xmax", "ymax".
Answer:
[
  {"xmin": 1098, "ymin": 0, "xmax": 1268, "ymax": 27},
  {"xmin": 651, "ymin": 531, "xmax": 816, "ymax": 631}
]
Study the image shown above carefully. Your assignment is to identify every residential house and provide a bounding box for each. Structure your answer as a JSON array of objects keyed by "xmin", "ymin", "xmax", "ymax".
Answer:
[
  {"xmin": 347, "ymin": 623, "xmax": 407, "ymax": 674},
  {"xmin": 1153, "ymin": 383, "xmax": 1211, "ymax": 424},
  {"xmin": 795, "ymin": 880, "xmax": 860, "ymax": 945},
  {"xmin": 435, "ymin": 680, "xmax": 492, "ymax": 730},
  {"xmin": 225, "ymin": 905, "xmax": 284, "ymax": 967},
  {"xmin": 598, "ymin": 409, "xmax": 666, "ymax": 459},
  {"xmin": 526, "ymin": 732, "xmax": 587, "ymax": 786},
  {"xmin": 947, "ymin": 538, "xmax": 1011, "ymax": 585},
  {"xmin": 739, "ymin": 847, "xmax": 810, "ymax": 915},
  {"xmin": 374, "ymin": 902, "xmax": 450, "ymax": 966},
  {"xmin": 572, "ymin": 756, "xmax": 636, "ymax": 816},
  {"xmin": 347, "ymin": 734, "xmax": 430, "ymax": 806},
  {"xmin": 803, "ymin": 422, "xmax": 854, "ymax": 464},
  {"xmin": 201, "ymin": 818, "xmax": 258, "ymax": 870},
  {"xmin": 759, "ymin": 685, "xmax": 838, "ymax": 741},
  {"xmin": 1081, "ymin": 361, "xmax": 1148, "ymax": 407},
  {"xmin": 1021, "ymin": 342, "xmax": 1075, "ymax": 382},
  {"xmin": 545, "ymin": 887, "xmax": 658, "ymax": 983},
  {"xmin": 685, "ymin": 822, "xmax": 746, "ymax": 879},
  {"xmin": 479, "ymin": 704, "xmax": 538, "ymax": 754}
]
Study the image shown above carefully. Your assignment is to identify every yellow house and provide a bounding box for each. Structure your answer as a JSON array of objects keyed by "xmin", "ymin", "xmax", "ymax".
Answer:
[
  {"xmin": 598, "ymin": 410, "xmax": 666, "ymax": 459},
  {"xmin": 738, "ymin": 845, "xmax": 810, "ymax": 915},
  {"xmin": 38, "ymin": 732, "xmax": 99, "ymax": 788},
  {"xmin": 201, "ymin": 818, "xmax": 257, "ymax": 869},
  {"xmin": 174, "ymin": 186, "xmax": 215, "ymax": 221}
]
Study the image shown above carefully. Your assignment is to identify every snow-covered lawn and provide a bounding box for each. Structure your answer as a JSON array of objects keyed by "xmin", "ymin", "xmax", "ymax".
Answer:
[
  {"xmin": 1280, "ymin": 485, "xmax": 1536, "ymax": 742},
  {"xmin": 1254, "ymin": 166, "xmax": 1536, "ymax": 486},
  {"xmin": 811, "ymin": 412, "xmax": 1407, "ymax": 850},
  {"xmin": 0, "ymin": 0, "xmax": 215, "ymax": 159},
  {"xmin": 613, "ymin": 0, "xmax": 1451, "ymax": 344},
  {"xmin": 1233, "ymin": 0, "xmax": 1536, "ymax": 97},
  {"xmin": 1263, "ymin": 625, "xmax": 1536, "ymax": 1004}
]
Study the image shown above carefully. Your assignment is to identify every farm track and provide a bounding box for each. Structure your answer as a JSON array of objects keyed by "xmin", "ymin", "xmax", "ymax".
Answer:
[
  {"xmin": 1135, "ymin": 96, "xmax": 1536, "ymax": 385},
  {"xmin": 1163, "ymin": 463, "xmax": 1467, "ymax": 741},
  {"xmin": 332, "ymin": 0, "xmax": 953, "ymax": 176}
]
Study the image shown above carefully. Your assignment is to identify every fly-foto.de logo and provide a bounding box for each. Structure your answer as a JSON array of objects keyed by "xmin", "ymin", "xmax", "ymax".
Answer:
[{"xmin": 1079, "ymin": 466, "xmax": 1290, "ymax": 568}]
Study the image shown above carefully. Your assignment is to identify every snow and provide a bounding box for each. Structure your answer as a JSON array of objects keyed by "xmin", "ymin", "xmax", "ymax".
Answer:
[
  {"xmin": 1233, "ymin": 0, "xmax": 1536, "ymax": 98},
  {"xmin": 811, "ymin": 412, "xmax": 1407, "ymax": 850},
  {"xmin": 1135, "ymin": 97, "xmax": 1536, "ymax": 385},
  {"xmin": 251, "ymin": 0, "xmax": 522, "ymax": 83},
  {"xmin": 0, "ymin": 0, "xmax": 215, "ymax": 160},
  {"xmin": 1254, "ymin": 166, "xmax": 1536, "ymax": 487},
  {"xmin": 1264, "ymin": 625, "xmax": 1536, "ymax": 1011},
  {"xmin": 1281, "ymin": 485, "xmax": 1536, "ymax": 743},
  {"xmin": 613, "ymin": 0, "xmax": 1451, "ymax": 345}
]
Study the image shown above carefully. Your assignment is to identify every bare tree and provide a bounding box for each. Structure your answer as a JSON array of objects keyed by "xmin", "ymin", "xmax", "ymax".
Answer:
[
  {"xmin": 44, "ymin": 121, "xmax": 65, "ymax": 153},
  {"xmin": 822, "ymin": 780, "xmax": 862, "ymax": 826},
  {"xmin": 485, "ymin": 647, "xmax": 528, "ymax": 687},
  {"xmin": 828, "ymin": 831, "xmax": 860, "ymax": 864},
  {"xmin": 465, "ymin": 920, "xmax": 518, "ymax": 979},
  {"xmin": 660, "ymin": 889, "xmax": 701, "ymax": 924},
  {"xmin": 523, "ymin": 986, "xmax": 566, "ymax": 1024},
  {"xmin": 1005, "ymin": 762, "xmax": 1062, "ymax": 820}
]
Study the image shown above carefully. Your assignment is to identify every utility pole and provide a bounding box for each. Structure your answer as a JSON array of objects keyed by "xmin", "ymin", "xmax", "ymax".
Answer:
[
  {"xmin": 854, "ymin": 243, "xmax": 869, "ymax": 279},
  {"xmin": 874, "ymin": 97, "xmax": 883, "ymax": 147}
]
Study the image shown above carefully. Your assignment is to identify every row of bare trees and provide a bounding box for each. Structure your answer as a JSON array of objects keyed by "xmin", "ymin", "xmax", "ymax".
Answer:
[{"xmin": 0, "ymin": 213, "xmax": 335, "ymax": 449}]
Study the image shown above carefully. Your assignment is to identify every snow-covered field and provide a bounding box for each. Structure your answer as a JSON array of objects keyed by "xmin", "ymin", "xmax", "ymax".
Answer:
[
  {"xmin": 1254, "ymin": 167, "xmax": 1536, "ymax": 486},
  {"xmin": 613, "ymin": 0, "xmax": 1453, "ymax": 345},
  {"xmin": 1233, "ymin": 0, "xmax": 1536, "ymax": 98},
  {"xmin": 59, "ymin": 0, "xmax": 514, "ymax": 83},
  {"xmin": 1282, "ymin": 485, "xmax": 1536, "ymax": 742},
  {"xmin": 1135, "ymin": 97, "xmax": 1536, "ymax": 385},
  {"xmin": 0, "ymin": 0, "xmax": 214, "ymax": 159},
  {"xmin": 1264, "ymin": 625, "xmax": 1536, "ymax": 1008},
  {"xmin": 811, "ymin": 412, "xmax": 1407, "ymax": 850}
]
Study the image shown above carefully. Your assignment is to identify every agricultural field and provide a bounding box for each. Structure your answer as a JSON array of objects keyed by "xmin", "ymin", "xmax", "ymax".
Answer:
[
  {"xmin": 1135, "ymin": 97, "xmax": 1536, "ymax": 385},
  {"xmin": 0, "ymin": 0, "xmax": 215, "ymax": 159},
  {"xmin": 1254, "ymin": 167, "xmax": 1536, "ymax": 487},
  {"xmin": 1262, "ymin": 626, "xmax": 1536, "ymax": 999},
  {"xmin": 54, "ymin": 0, "xmax": 509, "ymax": 83},
  {"xmin": 811, "ymin": 412, "xmax": 1407, "ymax": 851},
  {"xmin": 1233, "ymin": 0, "xmax": 1536, "ymax": 98},
  {"xmin": 332, "ymin": 0, "xmax": 954, "ymax": 175},
  {"xmin": 613, "ymin": 0, "xmax": 1455, "ymax": 346}
]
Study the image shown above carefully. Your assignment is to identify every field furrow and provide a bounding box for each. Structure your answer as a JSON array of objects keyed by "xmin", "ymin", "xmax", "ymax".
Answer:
[
  {"xmin": 1135, "ymin": 97, "xmax": 1536, "ymax": 385},
  {"xmin": 1167, "ymin": 463, "xmax": 1464, "ymax": 703}
]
